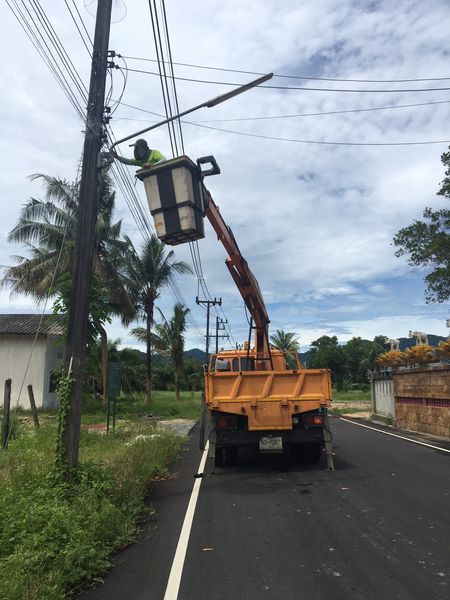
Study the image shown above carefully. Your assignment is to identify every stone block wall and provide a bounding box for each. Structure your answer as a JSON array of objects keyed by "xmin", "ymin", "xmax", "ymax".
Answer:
[{"xmin": 394, "ymin": 367, "xmax": 450, "ymax": 438}]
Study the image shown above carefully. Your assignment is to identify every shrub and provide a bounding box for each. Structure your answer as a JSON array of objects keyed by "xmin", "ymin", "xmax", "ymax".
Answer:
[{"xmin": 0, "ymin": 423, "xmax": 182, "ymax": 599}]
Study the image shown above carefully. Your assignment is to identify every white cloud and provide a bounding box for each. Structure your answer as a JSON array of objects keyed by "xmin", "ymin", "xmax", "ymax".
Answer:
[{"xmin": 1, "ymin": 0, "xmax": 449, "ymax": 353}]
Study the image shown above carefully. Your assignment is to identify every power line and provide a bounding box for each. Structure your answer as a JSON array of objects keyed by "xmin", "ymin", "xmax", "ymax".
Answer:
[
  {"xmin": 6, "ymin": 1, "xmax": 204, "ymax": 342},
  {"xmin": 124, "ymin": 66, "xmax": 450, "ymax": 93},
  {"xmin": 182, "ymin": 121, "xmax": 450, "ymax": 146},
  {"xmin": 63, "ymin": 0, "xmax": 92, "ymax": 56},
  {"xmin": 70, "ymin": 0, "xmax": 93, "ymax": 46},
  {"xmin": 114, "ymin": 98, "xmax": 450, "ymax": 123},
  {"xmin": 113, "ymin": 101, "xmax": 450, "ymax": 147},
  {"xmin": 28, "ymin": 0, "xmax": 89, "ymax": 101},
  {"xmin": 5, "ymin": 0, "xmax": 86, "ymax": 121},
  {"xmin": 159, "ymin": 0, "xmax": 185, "ymax": 154},
  {"xmin": 122, "ymin": 55, "xmax": 450, "ymax": 84},
  {"xmin": 147, "ymin": 0, "xmax": 178, "ymax": 156},
  {"xmin": 190, "ymin": 100, "xmax": 450, "ymax": 123},
  {"xmin": 144, "ymin": 0, "xmax": 234, "ymax": 346}
]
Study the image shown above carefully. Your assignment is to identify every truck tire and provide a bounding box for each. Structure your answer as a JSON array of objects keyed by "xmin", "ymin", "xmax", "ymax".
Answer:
[
  {"xmin": 214, "ymin": 446, "xmax": 238, "ymax": 467},
  {"xmin": 307, "ymin": 443, "xmax": 322, "ymax": 463},
  {"xmin": 214, "ymin": 447, "xmax": 225, "ymax": 467}
]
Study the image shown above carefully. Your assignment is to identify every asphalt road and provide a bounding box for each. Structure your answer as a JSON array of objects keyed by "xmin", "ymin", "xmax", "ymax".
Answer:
[{"xmin": 84, "ymin": 418, "xmax": 450, "ymax": 600}]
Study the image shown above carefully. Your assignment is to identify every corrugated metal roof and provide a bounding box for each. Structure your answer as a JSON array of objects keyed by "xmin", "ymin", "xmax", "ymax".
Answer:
[{"xmin": 0, "ymin": 314, "xmax": 65, "ymax": 336}]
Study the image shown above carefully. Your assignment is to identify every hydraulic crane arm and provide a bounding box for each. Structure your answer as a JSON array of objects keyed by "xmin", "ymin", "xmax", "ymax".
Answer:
[{"xmin": 203, "ymin": 189, "xmax": 270, "ymax": 356}]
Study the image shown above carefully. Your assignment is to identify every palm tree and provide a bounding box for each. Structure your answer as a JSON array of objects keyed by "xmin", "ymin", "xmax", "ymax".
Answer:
[
  {"xmin": 134, "ymin": 303, "xmax": 190, "ymax": 401},
  {"xmin": 2, "ymin": 173, "xmax": 134, "ymax": 402},
  {"xmin": 270, "ymin": 329, "xmax": 300, "ymax": 353},
  {"xmin": 124, "ymin": 235, "xmax": 192, "ymax": 404}
]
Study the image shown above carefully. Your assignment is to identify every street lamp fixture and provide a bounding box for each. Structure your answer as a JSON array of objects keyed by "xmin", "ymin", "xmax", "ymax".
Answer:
[{"xmin": 110, "ymin": 72, "xmax": 273, "ymax": 151}]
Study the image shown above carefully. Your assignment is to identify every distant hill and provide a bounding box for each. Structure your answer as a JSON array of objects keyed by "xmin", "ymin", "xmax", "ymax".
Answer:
[
  {"xmin": 299, "ymin": 350, "xmax": 311, "ymax": 365},
  {"xmin": 121, "ymin": 348, "xmax": 205, "ymax": 364},
  {"xmin": 397, "ymin": 334, "xmax": 447, "ymax": 350},
  {"xmin": 184, "ymin": 348, "xmax": 206, "ymax": 362}
]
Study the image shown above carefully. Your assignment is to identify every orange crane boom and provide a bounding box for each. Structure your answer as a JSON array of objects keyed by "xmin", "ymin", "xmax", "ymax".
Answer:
[{"xmin": 203, "ymin": 188, "xmax": 270, "ymax": 358}]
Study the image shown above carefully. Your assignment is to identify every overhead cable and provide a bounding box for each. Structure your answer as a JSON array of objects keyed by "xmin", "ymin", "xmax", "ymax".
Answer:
[
  {"xmin": 114, "ymin": 101, "xmax": 450, "ymax": 147},
  {"xmin": 124, "ymin": 66, "xmax": 450, "ymax": 93},
  {"xmin": 63, "ymin": 0, "xmax": 92, "ymax": 56},
  {"xmin": 189, "ymin": 99, "xmax": 450, "ymax": 123},
  {"xmin": 182, "ymin": 121, "xmax": 450, "ymax": 146},
  {"xmin": 122, "ymin": 55, "xmax": 450, "ymax": 83},
  {"xmin": 6, "ymin": 0, "xmax": 204, "ymax": 341},
  {"xmin": 115, "ymin": 98, "xmax": 450, "ymax": 123}
]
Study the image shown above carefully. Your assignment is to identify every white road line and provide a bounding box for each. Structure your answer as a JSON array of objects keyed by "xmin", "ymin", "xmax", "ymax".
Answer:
[
  {"xmin": 340, "ymin": 418, "xmax": 450, "ymax": 453},
  {"xmin": 163, "ymin": 441, "xmax": 210, "ymax": 600}
]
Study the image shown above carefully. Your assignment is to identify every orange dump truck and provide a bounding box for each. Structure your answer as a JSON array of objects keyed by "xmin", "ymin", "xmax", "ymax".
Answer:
[
  {"xmin": 137, "ymin": 155, "xmax": 334, "ymax": 469},
  {"xmin": 206, "ymin": 348, "xmax": 333, "ymax": 466}
]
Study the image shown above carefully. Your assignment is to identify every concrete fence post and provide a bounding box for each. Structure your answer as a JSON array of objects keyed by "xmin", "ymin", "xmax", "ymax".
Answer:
[
  {"xmin": 27, "ymin": 385, "xmax": 40, "ymax": 429},
  {"xmin": 2, "ymin": 378, "xmax": 12, "ymax": 450}
]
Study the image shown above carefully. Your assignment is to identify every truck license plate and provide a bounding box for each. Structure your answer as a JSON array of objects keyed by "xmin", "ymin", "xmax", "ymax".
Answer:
[{"xmin": 259, "ymin": 436, "xmax": 283, "ymax": 453}]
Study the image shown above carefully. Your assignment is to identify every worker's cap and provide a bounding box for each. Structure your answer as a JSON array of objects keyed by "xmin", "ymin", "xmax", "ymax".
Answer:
[{"xmin": 128, "ymin": 138, "xmax": 148, "ymax": 147}]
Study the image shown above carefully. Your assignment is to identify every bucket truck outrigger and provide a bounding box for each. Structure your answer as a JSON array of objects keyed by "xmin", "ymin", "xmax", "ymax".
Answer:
[{"xmin": 136, "ymin": 155, "xmax": 334, "ymax": 469}]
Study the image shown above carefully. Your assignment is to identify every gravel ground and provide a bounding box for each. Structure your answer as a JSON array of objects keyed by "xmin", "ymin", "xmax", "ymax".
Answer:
[{"xmin": 157, "ymin": 419, "xmax": 196, "ymax": 437}]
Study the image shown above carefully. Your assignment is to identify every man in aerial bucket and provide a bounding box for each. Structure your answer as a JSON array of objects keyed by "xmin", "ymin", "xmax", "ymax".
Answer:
[{"xmin": 113, "ymin": 138, "xmax": 165, "ymax": 168}]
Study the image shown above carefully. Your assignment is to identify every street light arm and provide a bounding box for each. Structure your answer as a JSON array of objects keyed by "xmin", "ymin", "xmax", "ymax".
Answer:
[
  {"xmin": 206, "ymin": 73, "xmax": 273, "ymax": 107},
  {"xmin": 110, "ymin": 72, "xmax": 273, "ymax": 151}
]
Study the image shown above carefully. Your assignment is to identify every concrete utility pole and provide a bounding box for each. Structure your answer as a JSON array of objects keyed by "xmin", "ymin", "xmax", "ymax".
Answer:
[
  {"xmin": 63, "ymin": 0, "xmax": 113, "ymax": 475},
  {"xmin": 215, "ymin": 316, "xmax": 229, "ymax": 354},
  {"xmin": 196, "ymin": 297, "xmax": 222, "ymax": 364},
  {"xmin": 196, "ymin": 296, "xmax": 222, "ymax": 450}
]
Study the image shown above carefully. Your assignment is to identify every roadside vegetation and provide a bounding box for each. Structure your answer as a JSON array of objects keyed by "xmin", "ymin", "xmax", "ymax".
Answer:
[
  {"xmin": 0, "ymin": 421, "xmax": 183, "ymax": 599},
  {"xmin": 0, "ymin": 172, "xmax": 198, "ymax": 598},
  {"xmin": 330, "ymin": 388, "xmax": 371, "ymax": 416},
  {"xmin": 81, "ymin": 389, "xmax": 202, "ymax": 425}
]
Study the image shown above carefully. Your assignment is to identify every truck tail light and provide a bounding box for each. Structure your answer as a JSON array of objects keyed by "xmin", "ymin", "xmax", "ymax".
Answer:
[
  {"xmin": 216, "ymin": 416, "xmax": 237, "ymax": 430},
  {"xmin": 303, "ymin": 414, "xmax": 324, "ymax": 427}
]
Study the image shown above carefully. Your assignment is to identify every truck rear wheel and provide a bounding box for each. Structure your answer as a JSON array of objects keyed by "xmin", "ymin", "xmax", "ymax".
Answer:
[
  {"xmin": 214, "ymin": 447, "xmax": 225, "ymax": 467},
  {"xmin": 214, "ymin": 446, "xmax": 238, "ymax": 467},
  {"xmin": 306, "ymin": 443, "xmax": 322, "ymax": 463}
]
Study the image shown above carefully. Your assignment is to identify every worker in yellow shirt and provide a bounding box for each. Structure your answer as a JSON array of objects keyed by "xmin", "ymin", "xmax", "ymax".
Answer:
[{"xmin": 113, "ymin": 139, "xmax": 166, "ymax": 168}]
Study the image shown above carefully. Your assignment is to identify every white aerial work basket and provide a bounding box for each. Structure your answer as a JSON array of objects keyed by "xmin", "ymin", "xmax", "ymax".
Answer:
[{"xmin": 136, "ymin": 155, "xmax": 206, "ymax": 246}]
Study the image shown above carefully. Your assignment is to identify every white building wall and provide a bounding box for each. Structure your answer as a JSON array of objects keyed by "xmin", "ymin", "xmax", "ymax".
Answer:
[{"xmin": 0, "ymin": 335, "xmax": 48, "ymax": 409}]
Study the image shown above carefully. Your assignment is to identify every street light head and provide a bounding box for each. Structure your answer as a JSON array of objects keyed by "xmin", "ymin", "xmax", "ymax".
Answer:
[
  {"xmin": 206, "ymin": 73, "xmax": 274, "ymax": 108},
  {"xmin": 110, "ymin": 72, "xmax": 273, "ymax": 150}
]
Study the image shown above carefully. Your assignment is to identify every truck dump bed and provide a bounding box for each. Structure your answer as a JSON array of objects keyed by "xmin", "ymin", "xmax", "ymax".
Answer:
[{"xmin": 206, "ymin": 350, "xmax": 332, "ymax": 431}]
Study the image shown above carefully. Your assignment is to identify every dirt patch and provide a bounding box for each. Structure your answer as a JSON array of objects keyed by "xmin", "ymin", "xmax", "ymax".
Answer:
[
  {"xmin": 330, "ymin": 401, "xmax": 371, "ymax": 419},
  {"xmin": 338, "ymin": 411, "xmax": 372, "ymax": 419},
  {"xmin": 157, "ymin": 419, "xmax": 196, "ymax": 437},
  {"xmin": 82, "ymin": 423, "xmax": 107, "ymax": 433},
  {"xmin": 332, "ymin": 402, "xmax": 371, "ymax": 411}
]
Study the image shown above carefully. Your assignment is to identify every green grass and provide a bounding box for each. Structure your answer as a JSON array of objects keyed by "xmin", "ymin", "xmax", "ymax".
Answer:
[
  {"xmin": 331, "ymin": 389, "xmax": 371, "ymax": 403},
  {"xmin": 79, "ymin": 390, "xmax": 202, "ymax": 425},
  {"xmin": 0, "ymin": 421, "xmax": 183, "ymax": 599}
]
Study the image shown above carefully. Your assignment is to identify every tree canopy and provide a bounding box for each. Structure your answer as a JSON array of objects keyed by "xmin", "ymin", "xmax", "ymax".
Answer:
[
  {"xmin": 269, "ymin": 329, "xmax": 300, "ymax": 353},
  {"xmin": 394, "ymin": 148, "xmax": 450, "ymax": 303}
]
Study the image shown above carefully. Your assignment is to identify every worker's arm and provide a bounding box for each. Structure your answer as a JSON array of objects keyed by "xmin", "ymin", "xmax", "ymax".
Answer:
[{"xmin": 113, "ymin": 153, "xmax": 139, "ymax": 166}]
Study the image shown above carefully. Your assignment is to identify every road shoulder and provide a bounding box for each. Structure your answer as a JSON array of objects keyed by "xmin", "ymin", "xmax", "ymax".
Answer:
[{"xmin": 82, "ymin": 424, "xmax": 202, "ymax": 600}]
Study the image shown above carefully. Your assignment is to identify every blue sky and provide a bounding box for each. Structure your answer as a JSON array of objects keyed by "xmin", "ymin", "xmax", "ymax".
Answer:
[{"xmin": 1, "ymin": 0, "xmax": 450, "ymax": 352}]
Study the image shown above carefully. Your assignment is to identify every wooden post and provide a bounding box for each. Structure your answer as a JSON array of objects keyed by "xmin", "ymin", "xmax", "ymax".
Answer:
[
  {"xmin": 2, "ymin": 379, "xmax": 11, "ymax": 450},
  {"xmin": 27, "ymin": 385, "xmax": 40, "ymax": 429}
]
